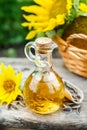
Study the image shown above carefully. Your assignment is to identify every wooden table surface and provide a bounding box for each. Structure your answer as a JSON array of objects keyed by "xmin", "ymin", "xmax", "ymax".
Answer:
[{"xmin": 0, "ymin": 58, "xmax": 87, "ymax": 130}]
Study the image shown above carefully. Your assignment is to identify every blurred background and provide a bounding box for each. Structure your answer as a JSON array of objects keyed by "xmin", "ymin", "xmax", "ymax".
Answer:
[
  {"xmin": 0, "ymin": 0, "xmax": 59, "ymax": 58},
  {"xmin": 0, "ymin": 0, "xmax": 34, "ymax": 58}
]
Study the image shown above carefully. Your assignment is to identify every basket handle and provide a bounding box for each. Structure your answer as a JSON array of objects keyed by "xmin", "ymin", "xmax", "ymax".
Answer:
[
  {"xmin": 52, "ymin": 35, "xmax": 67, "ymax": 46},
  {"xmin": 66, "ymin": 33, "xmax": 87, "ymax": 44},
  {"xmin": 52, "ymin": 35, "xmax": 69, "ymax": 51}
]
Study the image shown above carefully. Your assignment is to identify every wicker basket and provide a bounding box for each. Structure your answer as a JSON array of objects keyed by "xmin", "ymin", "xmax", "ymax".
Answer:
[{"xmin": 52, "ymin": 34, "xmax": 87, "ymax": 78}]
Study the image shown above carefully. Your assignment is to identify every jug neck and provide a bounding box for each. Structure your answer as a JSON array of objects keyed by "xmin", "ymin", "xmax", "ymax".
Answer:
[{"xmin": 35, "ymin": 46, "xmax": 52, "ymax": 72}]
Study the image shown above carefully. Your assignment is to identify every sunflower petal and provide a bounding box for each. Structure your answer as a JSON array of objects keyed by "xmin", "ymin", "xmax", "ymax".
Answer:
[
  {"xmin": 79, "ymin": 3, "xmax": 87, "ymax": 12},
  {"xmin": 4, "ymin": 92, "xmax": 15, "ymax": 104},
  {"xmin": 0, "ymin": 93, "xmax": 9, "ymax": 100},
  {"xmin": 0, "ymin": 63, "xmax": 6, "ymax": 73},
  {"xmin": 56, "ymin": 14, "xmax": 65, "ymax": 25},
  {"xmin": 43, "ymin": 18, "xmax": 57, "ymax": 31},
  {"xmin": 23, "ymin": 14, "xmax": 48, "ymax": 22},
  {"xmin": 34, "ymin": 0, "xmax": 53, "ymax": 10},
  {"xmin": 67, "ymin": 0, "xmax": 73, "ymax": 14},
  {"xmin": 21, "ymin": 5, "xmax": 48, "ymax": 15},
  {"xmin": 21, "ymin": 22, "xmax": 30, "ymax": 27},
  {"xmin": 15, "ymin": 72, "xmax": 22, "ymax": 87},
  {"xmin": 25, "ymin": 30, "xmax": 37, "ymax": 40}
]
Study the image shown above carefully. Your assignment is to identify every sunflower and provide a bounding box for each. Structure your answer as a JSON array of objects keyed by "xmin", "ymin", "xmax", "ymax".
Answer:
[
  {"xmin": 0, "ymin": 63, "xmax": 22, "ymax": 104},
  {"xmin": 21, "ymin": 0, "xmax": 72, "ymax": 40}
]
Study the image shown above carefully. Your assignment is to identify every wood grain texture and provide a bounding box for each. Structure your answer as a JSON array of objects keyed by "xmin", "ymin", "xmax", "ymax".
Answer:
[{"xmin": 0, "ymin": 58, "xmax": 87, "ymax": 130}]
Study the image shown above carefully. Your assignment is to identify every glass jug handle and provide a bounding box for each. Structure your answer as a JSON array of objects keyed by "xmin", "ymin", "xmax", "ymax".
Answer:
[
  {"xmin": 24, "ymin": 42, "xmax": 36, "ymax": 63},
  {"xmin": 24, "ymin": 41, "xmax": 57, "ymax": 66}
]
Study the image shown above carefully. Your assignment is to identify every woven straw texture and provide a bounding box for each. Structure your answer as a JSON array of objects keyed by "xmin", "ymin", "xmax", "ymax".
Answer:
[{"xmin": 52, "ymin": 34, "xmax": 87, "ymax": 78}]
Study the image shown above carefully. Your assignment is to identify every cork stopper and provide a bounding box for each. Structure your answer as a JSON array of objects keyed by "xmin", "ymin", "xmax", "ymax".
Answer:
[{"xmin": 35, "ymin": 37, "xmax": 52, "ymax": 48}]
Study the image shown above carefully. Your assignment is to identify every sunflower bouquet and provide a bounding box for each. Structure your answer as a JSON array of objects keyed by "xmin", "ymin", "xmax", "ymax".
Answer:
[{"xmin": 21, "ymin": 0, "xmax": 87, "ymax": 40}]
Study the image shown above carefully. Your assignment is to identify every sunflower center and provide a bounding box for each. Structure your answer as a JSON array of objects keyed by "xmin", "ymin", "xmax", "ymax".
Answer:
[
  {"xmin": 4, "ymin": 80, "xmax": 16, "ymax": 93},
  {"xmin": 50, "ymin": 0, "xmax": 67, "ymax": 18}
]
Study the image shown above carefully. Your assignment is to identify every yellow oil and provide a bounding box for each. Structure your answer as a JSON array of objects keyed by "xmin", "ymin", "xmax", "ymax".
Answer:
[{"xmin": 23, "ymin": 69, "xmax": 65, "ymax": 114}]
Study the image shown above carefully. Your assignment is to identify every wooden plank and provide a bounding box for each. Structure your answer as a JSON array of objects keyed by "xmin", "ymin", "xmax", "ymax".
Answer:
[
  {"xmin": 0, "ymin": 58, "xmax": 87, "ymax": 130},
  {"xmin": 0, "ymin": 100, "xmax": 87, "ymax": 129}
]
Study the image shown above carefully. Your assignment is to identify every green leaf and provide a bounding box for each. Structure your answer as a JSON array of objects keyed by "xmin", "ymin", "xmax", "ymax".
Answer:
[
  {"xmin": 36, "ymin": 32, "xmax": 46, "ymax": 38},
  {"xmin": 80, "ymin": 0, "xmax": 87, "ymax": 3},
  {"xmin": 56, "ymin": 28, "xmax": 65, "ymax": 37},
  {"xmin": 66, "ymin": 7, "xmax": 77, "ymax": 24},
  {"xmin": 77, "ymin": 11, "xmax": 87, "ymax": 16},
  {"xmin": 73, "ymin": 0, "xmax": 80, "ymax": 10},
  {"xmin": 45, "ymin": 30, "xmax": 56, "ymax": 38}
]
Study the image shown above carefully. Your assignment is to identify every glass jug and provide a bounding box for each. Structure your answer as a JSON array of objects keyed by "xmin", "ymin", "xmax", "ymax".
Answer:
[{"xmin": 23, "ymin": 37, "xmax": 65, "ymax": 114}]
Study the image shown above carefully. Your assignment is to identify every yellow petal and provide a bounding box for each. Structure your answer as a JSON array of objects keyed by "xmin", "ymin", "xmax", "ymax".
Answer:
[
  {"xmin": 0, "ymin": 91, "xmax": 6, "ymax": 99},
  {"xmin": 43, "ymin": 18, "xmax": 57, "ymax": 32},
  {"xmin": 0, "ymin": 85, "xmax": 6, "ymax": 93},
  {"xmin": 67, "ymin": 0, "xmax": 73, "ymax": 14},
  {"xmin": 4, "ymin": 92, "xmax": 15, "ymax": 104},
  {"xmin": 34, "ymin": 0, "xmax": 53, "ymax": 10},
  {"xmin": 21, "ymin": 22, "xmax": 29, "ymax": 27},
  {"xmin": 0, "ymin": 63, "xmax": 6, "ymax": 73},
  {"xmin": 0, "ymin": 73, "xmax": 4, "ymax": 82},
  {"xmin": 0, "ymin": 93, "xmax": 9, "ymax": 100},
  {"xmin": 0, "ymin": 64, "xmax": 15, "ymax": 80},
  {"xmin": 29, "ymin": 22, "xmax": 48, "ymax": 29},
  {"xmin": 25, "ymin": 30, "xmax": 37, "ymax": 40},
  {"xmin": 23, "ymin": 14, "xmax": 48, "ymax": 22},
  {"xmin": 15, "ymin": 89, "xmax": 22, "ymax": 97},
  {"xmin": 15, "ymin": 72, "xmax": 22, "ymax": 87},
  {"xmin": 79, "ymin": 3, "xmax": 87, "ymax": 12},
  {"xmin": 21, "ymin": 5, "xmax": 48, "ymax": 15},
  {"xmin": 8, "ymin": 65, "xmax": 15, "ymax": 74},
  {"xmin": 56, "ymin": 14, "xmax": 65, "ymax": 25}
]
